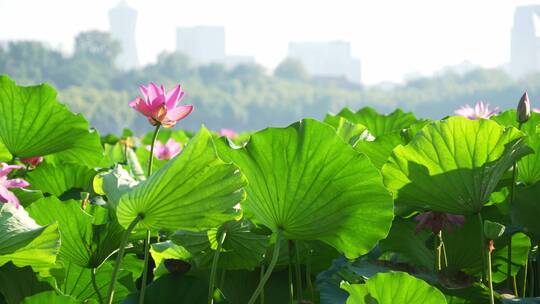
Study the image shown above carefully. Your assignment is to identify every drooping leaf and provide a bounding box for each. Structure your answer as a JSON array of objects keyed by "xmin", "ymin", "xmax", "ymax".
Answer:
[
  {"xmin": 27, "ymin": 163, "xmax": 96, "ymax": 197},
  {"xmin": 170, "ymin": 219, "xmax": 270, "ymax": 270},
  {"xmin": 0, "ymin": 203, "xmax": 59, "ymax": 273},
  {"xmin": 0, "ymin": 75, "xmax": 103, "ymax": 165},
  {"xmin": 27, "ymin": 197, "xmax": 123, "ymax": 268},
  {"xmin": 341, "ymin": 271, "xmax": 447, "ymax": 304},
  {"xmin": 117, "ymin": 127, "xmax": 246, "ymax": 232},
  {"xmin": 336, "ymin": 107, "xmax": 419, "ymax": 137},
  {"xmin": 382, "ymin": 116, "xmax": 531, "ymax": 214},
  {"xmin": 217, "ymin": 119, "xmax": 394, "ymax": 258}
]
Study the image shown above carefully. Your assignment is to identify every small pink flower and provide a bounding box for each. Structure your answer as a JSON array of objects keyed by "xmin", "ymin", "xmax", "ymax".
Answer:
[
  {"xmin": 129, "ymin": 83, "xmax": 193, "ymax": 128},
  {"xmin": 20, "ymin": 156, "xmax": 43, "ymax": 168},
  {"xmin": 533, "ymin": 108, "xmax": 540, "ymax": 113},
  {"xmin": 219, "ymin": 128, "xmax": 238, "ymax": 139},
  {"xmin": 455, "ymin": 101, "xmax": 499, "ymax": 120},
  {"xmin": 0, "ymin": 163, "xmax": 30, "ymax": 209},
  {"xmin": 414, "ymin": 211, "xmax": 465, "ymax": 234},
  {"xmin": 146, "ymin": 138, "xmax": 182, "ymax": 160}
]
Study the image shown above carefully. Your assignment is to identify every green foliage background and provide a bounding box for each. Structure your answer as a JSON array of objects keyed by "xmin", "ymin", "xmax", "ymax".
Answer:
[{"xmin": 1, "ymin": 31, "xmax": 536, "ymax": 136}]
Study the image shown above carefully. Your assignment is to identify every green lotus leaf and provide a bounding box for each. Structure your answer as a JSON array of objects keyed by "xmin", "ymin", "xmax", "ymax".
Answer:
[
  {"xmin": 27, "ymin": 197, "xmax": 123, "ymax": 268},
  {"xmin": 123, "ymin": 273, "xmax": 209, "ymax": 304},
  {"xmin": 53, "ymin": 261, "xmax": 134, "ymax": 304},
  {"xmin": 150, "ymin": 241, "xmax": 193, "ymax": 277},
  {"xmin": 21, "ymin": 292, "xmax": 78, "ymax": 304},
  {"xmin": 0, "ymin": 75, "xmax": 103, "ymax": 165},
  {"xmin": 323, "ymin": 114, "xmax": 368, "ymax": 145},
  {"xmin": 379, "ymin": 218, "xmax": 434, "ymax": 270},
  {"xmin": 382, "ymin": 116, "xmax": 531, "ymax": 214},
  {"xmin": 336, "ymin": 107, "xmax": 419, "ymax": 137},
  {"xmin": 341, "ymin": 271, "xmax": 447, "ymax": 304},
  {"xmin": 27, "ymin": 163, "xmax": 96, "ymax": 197},
  {"xmin": 492, "ymin": 110, "xmax": 540, "ymax": 185},
  {"xmin": 216, "ymin": 118, "xmax": 394, "ymax": 258},
  {"xmin": 220, "ymin": 269, "xmax": 291, "ymax": 304},
  {"xmin": 96, "ymin": 165, "xmax": 140, "ymax": 208},
  {"xmin": 0, "ymin": 141, "xmax": 12, "ymax": 162},
  {"xmin": 355, "ymin": 132, "xmax": 406, "ymax": 169},
  {"xmin": 170, "ymin": 219, "xmax": 270, "ymax": 270},
  {"xmin": 513, "ymin": 183, "xmax": 540, "ymax": 241},
  {"xmin": 0, "ymin": 263, "xmax": 55, "ymax": 304},
  {"xmin": 117, "ymin": 127, "xmax": 247, "ymax": 231},
  {"xmin": 0, "ymin": 203, "xmax": 59, "ymax": 273}
]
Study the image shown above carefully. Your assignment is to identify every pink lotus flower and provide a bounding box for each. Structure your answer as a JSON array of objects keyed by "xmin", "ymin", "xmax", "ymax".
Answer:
[
  {"xmin": 414, "ymin": 211, "xmax": 465, "ymax": 234},
  {"xmin": 455, "ymin": 101, "xmax": 499, "ymax": 120},
  {"xmin": 146, "ymin": 138, "xmax": 182, "ymax": 160},
  {"xmin": 0, "ymin": 163, "xmax": 29, "ymax": 208},
  {"xmin": 20, "ymin": 156, "xmax": 43, "ymax": 168},
  {"xmin": 219, "ymin": 128, "xmax": 238, "ymax": 139},
  {"xmin": 129, "ymin": 83, "xmax": 193, "ymax": 128}
]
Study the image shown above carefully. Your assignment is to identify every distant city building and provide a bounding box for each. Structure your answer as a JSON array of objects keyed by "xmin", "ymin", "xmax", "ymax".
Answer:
[
  {"xmin": 176, "ymin": 26, "xmax": 226, "ymax": 64},
  {"xmin": 287, "ymin": 41, "xmax": 361, "ymax": 84},
  {"xmin": 108, "ymin": 1, "xmax": 139, "ymax": 70},
  {"xmin": 509, "ymin": 5, "xmax": 540, "ymax": 78},
  {"xmin": 175, "ymin": 26, "xmax": 255, "ymax": 68}
]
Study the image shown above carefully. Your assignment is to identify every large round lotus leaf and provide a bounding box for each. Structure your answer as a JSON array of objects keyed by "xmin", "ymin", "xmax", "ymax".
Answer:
[
  {"xmin": 382, "ymin": 116, "xmax": 531, "ymax": 214},
  {"xmin": 0, "ymin": 75, "xmax": 103, "ymax": 166},
  {"xmin": 492, "ymin": 110, "xmax": 540, "ymax": 185},
  {"xmin": 216, "ymin": 119, "xmax": 394, "ymax": 259},
  {"xmin": 336, "ymin": 107, "xmax": 419, "ymax": 137},
  {"xmin": 0, "ymin": 203, "xmax": 59, "ymax": 274},
  {"xmin": 117, "ymin": 127, "xmax": 247, "ymax": 231},
  {"xmin": 341, "ymin": 272, "xmax": 447, "ymax": 304}
]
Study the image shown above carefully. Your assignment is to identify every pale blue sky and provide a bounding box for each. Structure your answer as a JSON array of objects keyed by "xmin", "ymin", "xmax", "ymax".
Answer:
[{"xmin": 0, "ymin": 0, "xmax": 536, "ymax": 84}]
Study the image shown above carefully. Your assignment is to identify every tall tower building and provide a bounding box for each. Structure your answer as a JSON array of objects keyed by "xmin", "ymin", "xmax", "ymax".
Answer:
[
  {"xmin": 108, "ymin": 1, "xmax": 139, "ymax": 70},
  {"xmin": 510, "ymin": 5, "xmax": 540, "ymax": 78},
  {"xmin": 176, "ymin": 26, "xmax": 226, "ymax": 64}
]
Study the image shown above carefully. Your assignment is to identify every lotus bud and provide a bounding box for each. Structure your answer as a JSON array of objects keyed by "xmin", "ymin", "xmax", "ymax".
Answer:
[
  {"xmin": 517, "ymin": 92, "xmax": 531, "ymax": 124},
  {"xmin": 483, "ymin": 220, "xmax": 505, "ymax": 240}
]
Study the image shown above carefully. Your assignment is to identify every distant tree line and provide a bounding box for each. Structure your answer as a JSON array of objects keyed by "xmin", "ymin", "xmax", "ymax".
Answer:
[{"xmin": 0, "ymin": 30, "xmax": 538, "ymax": 135}]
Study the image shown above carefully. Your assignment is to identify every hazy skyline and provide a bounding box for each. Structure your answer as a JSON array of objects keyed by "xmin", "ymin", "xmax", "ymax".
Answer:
[{"xmin": 0, "ymin": 0, "xmax": 538, "ymax": 84}]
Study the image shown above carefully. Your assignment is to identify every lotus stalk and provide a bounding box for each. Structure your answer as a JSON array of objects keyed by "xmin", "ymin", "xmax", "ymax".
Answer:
[
  {"xmin": 139, "ymin": 123, "xmax": 161, "ymax": 304},
  {"xmin": 208, "ymin": 230, "xmax": 227, "ymax": 304},
  {"xmin": 106, "ymin": 215, "xmax": 142, "ymax": 304},
  {"xmin": 248, "ymin": 231, "xmax": 283, "ymax": 304}
]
